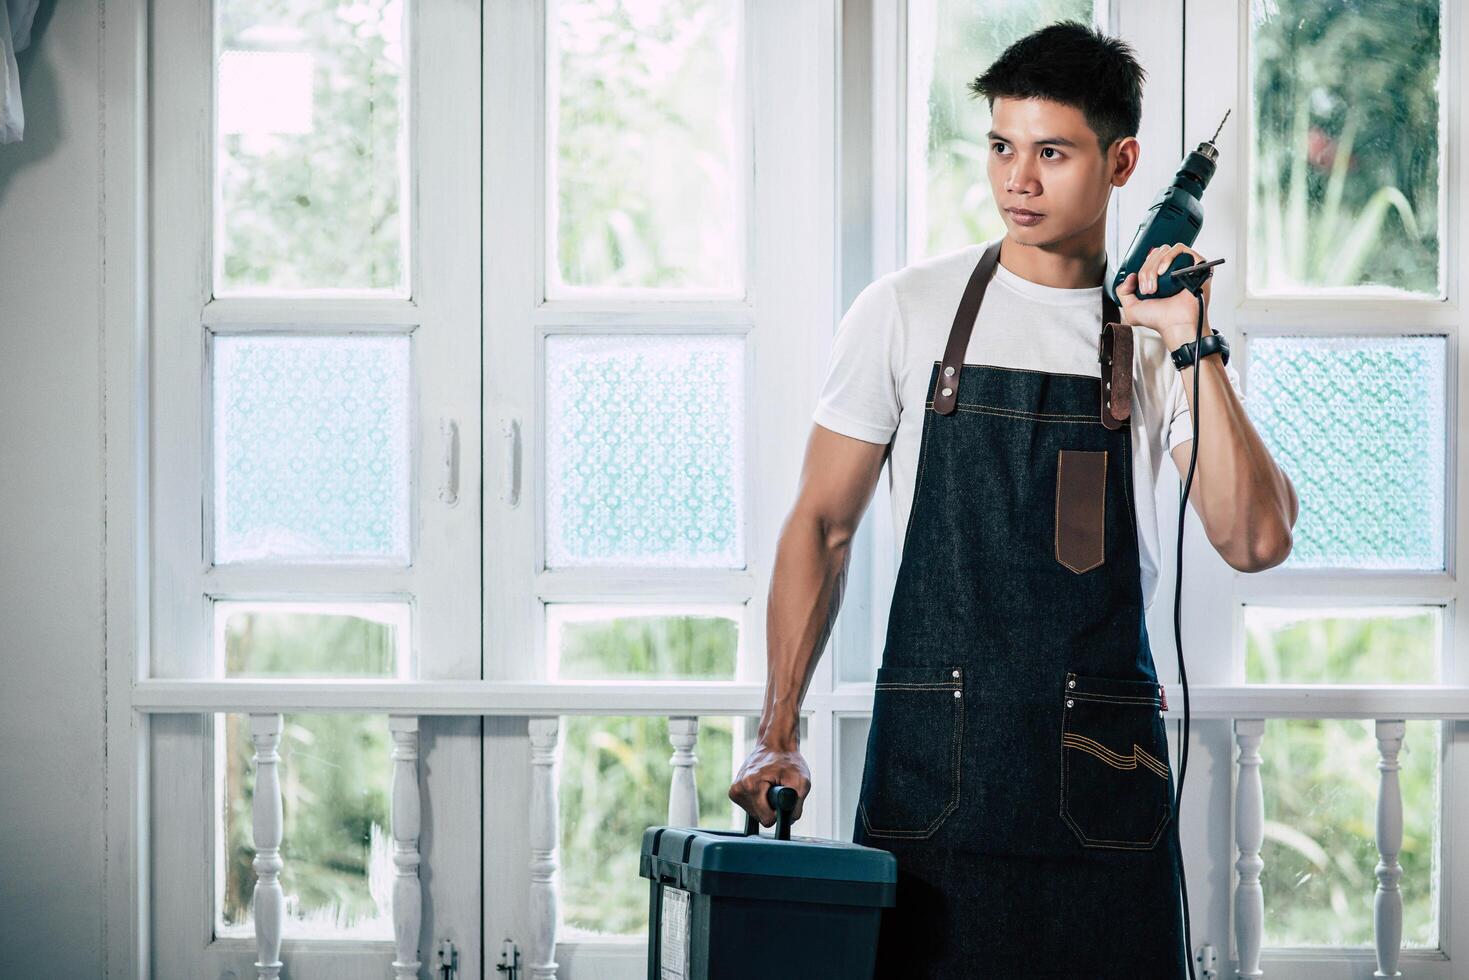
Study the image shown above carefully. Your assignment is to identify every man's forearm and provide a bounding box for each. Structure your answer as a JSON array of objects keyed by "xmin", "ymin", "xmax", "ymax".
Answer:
[
  {"xmin": 1161, "ymin": 318, "xmax": 1296, "ymax": 571},
  {"xmin": 757, "ymin": 512, "xmax": 854, "ymax": 750}
]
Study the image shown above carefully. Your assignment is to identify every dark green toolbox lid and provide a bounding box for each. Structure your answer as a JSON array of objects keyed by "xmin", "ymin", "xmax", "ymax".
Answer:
[{"xmin": 639, "ymin": 825, "xmax": 897, "ymax": 907}]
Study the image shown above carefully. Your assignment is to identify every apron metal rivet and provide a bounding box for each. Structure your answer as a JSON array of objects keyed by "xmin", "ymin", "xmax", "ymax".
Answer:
[
  {"xmin": 953, "ymin": 690, "xmax": 961, "ymax": 698},
  {"xmin": 941, "ymin": 386, "xmax": 952, "ymax": 397},
  {"xmin": 1066, "ymin": 698, "xmax": 1074, "ymax": 707},
  {"xmin": 944, "ymin": 365, "xmax": 955, "ymax": 377},
  {"xmin": 952, "ymin": 669, "xmax": 960, "ymax": 678},
  {"xmin": 1067, "ymin": 679, "xmax": 1075, "ymax": 688}
]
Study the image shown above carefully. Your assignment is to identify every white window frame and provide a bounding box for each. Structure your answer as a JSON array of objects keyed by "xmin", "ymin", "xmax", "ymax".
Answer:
[
  {"xmin": 1185, "ymin": 1, "xmax": 1467, "ymax": 976},
  {"xmin": 132, "ymin": 0, "xmax": 485, "ymax": 977}
]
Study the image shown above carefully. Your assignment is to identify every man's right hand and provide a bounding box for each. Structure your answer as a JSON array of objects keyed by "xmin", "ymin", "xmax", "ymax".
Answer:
[{"xmin": 729, "ymin": 740, "xmax": 812, "ymax": 827}]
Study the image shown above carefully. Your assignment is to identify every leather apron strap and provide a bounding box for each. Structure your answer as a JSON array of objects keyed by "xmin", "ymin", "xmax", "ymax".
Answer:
[{"xmin": 931, "ymin": 239, "xmax": 1132, "ymax": 428}]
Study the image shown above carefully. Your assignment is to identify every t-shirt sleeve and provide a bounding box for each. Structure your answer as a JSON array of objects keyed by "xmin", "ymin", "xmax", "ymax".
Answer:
[
  {"xmin": 1165, "ymin": 353, "xmax": 1246, "ymax": 452},
  {"xmin": 811, "ymin": 275, "xmax": 903, "ymax": 446}
]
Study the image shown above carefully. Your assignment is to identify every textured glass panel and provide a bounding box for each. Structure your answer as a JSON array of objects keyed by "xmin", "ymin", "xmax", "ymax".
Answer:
[
  {"xmin": 1244, "ymin": 606, "xmax": 1439, "ymax": 685},
  {"xmin": 217, "ymin": 712, "xmax": 394, "ymax": 940},
  {"xmin": 216, "ymin": 0, "xmax": 407, "ymax": 293},
  {"xmin": 552, "ymin": 0, "xmax": 741, "ymax": 293},
  {"xmin": 213, "ymin": 335, "xmax": 411, "ymax": 563},
  {"xmin": 1249, "ymin": 0, "xmax": 1441, "ymax": 294},
  {"xmin": 546, "ymin": 604, "xmax": 740, "ymax": 680},
  {"xmin": 908, "ymin": 0, "xmax": 1097, "ymax": 261},
  {"xmin": 1247, "ymin": 336, "xmax": 1444, "ymax": 569},
  {"xmin": 558, "ymin": 713, "xmax": 806, "ymax": 938},
  {"xmin": 216, "ymin": 600, "xmax": 409, "ymax": 678},
  {"xmin": 1259, "ymin": 718, "xmax": 1439, "ymax": 949},
  {"xmin": 544, "ymin": 335, "xmax": 744, "ymax": 567}
]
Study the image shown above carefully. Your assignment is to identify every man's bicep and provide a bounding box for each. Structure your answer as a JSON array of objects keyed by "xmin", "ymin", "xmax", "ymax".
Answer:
[{"xmin": 794, "ymin": 422, "xmax": 890, "ymax": 543}]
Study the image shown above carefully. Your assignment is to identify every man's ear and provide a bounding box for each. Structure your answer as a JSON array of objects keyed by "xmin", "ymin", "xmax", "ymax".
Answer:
[{"xmin": 1110, "ymin": 136, "xmax": 1141, "ymax": 187}]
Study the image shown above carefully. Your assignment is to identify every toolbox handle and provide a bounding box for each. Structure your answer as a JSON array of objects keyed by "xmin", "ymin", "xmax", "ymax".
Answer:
[{"xmin": 741, "ymin": 783, "xmax": 798, "ymax": 840}]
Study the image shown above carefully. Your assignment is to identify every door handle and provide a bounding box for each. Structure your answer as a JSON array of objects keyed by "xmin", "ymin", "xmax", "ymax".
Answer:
[
  {"xmin": 500, "ymin": 417, "xmax": 521, "ymax": 508},
  {"xmin": 439, "ymin": 417, "xmax": 460, "ymax": 506}
]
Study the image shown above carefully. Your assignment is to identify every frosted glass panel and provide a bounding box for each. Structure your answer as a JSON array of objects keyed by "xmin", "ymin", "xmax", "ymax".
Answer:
[
  {"xmin": 544, "ymin": 335, "xmax": 744, "ymax": 568},
  {"xmin": 1248, "ymin": 0, "xmax": 1442, "ymax": 294},
  {"xmin": 1247, "ymin": 336, "xmax": 1445, "ymax": 569},
  {"xmin": 907, "ymin": 0, "xmax": 1098, "ymax": 261},
  {"xmin": 215, "ymin": 0, "xmax": 408, "ymax": 293},
  {"xmin": 213, "ymin": 335, "xmax": 411, "ymax": 563},
  {"xmin": 217, "ymin": 712, "xmax": 394, "ymax": 940},
  {"xmin": 551, "ymin": 0, "xmax": 742, "ymax": 293}
]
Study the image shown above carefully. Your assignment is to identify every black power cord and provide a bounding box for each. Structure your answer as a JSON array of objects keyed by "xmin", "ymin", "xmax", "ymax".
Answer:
[{"xmin": 1169, "ymin": 260, "xmax": 1217, "ymax": 980}]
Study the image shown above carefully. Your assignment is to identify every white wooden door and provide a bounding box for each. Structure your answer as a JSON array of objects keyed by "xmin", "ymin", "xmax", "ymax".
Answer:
[
  {"xmin": 480, "ymin": 2, "xmax": 837, "ymax": 977},
  {"xmin": 146, "ymin": 1, "xmax": 483, "ymax": 977}
]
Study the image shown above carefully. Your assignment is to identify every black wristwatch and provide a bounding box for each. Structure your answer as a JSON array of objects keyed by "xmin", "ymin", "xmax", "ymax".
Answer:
[{"xmin": 1170, "ymin": 330, "xmax": 1230, "ymax": 370}]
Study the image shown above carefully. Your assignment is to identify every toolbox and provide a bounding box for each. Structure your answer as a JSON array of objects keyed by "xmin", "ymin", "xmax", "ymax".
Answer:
[{"xmin": 639, "ymin": 785, "xmax": 897, "ymax": 980}]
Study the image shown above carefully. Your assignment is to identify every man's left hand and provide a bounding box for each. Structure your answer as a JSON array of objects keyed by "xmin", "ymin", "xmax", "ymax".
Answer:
[{"xmin": 1115, "ymin": 243, "xmax": 1213, "ymax": 347}]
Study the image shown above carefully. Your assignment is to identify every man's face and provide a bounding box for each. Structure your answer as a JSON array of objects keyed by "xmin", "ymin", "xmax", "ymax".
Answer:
[{"xmin": 986, "ymin": 96, "xmax": 1128, "ymax": 247}]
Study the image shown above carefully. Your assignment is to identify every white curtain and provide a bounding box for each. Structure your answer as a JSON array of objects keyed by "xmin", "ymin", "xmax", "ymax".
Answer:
[{"xmin": 1, "ymin": 0, "xmax": 40, "ymax": 144}]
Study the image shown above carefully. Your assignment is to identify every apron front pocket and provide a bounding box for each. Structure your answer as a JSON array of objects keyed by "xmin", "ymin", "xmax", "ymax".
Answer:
[
  {"xmin": 1059, "ymin": 671, "xmax": 1171, "ymax": 850},
  {"xmin": 1054, "ymin": 448, "xmax": 1107, "ymax": 573},
  {"xmin": 858, "ymin": 665, "xmax": 965, "ymax": 839}
]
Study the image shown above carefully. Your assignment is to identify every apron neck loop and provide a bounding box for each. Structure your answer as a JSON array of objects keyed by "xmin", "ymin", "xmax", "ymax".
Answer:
[{"xmin": 931, "ymin": 239, "xmax": 1131, "ymax": 428}]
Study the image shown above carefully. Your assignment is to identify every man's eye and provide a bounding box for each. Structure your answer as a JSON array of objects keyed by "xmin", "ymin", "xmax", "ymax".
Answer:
[{"xmin": 1042, "ymin": 147, "xmax": 1059, "ymax": 159}]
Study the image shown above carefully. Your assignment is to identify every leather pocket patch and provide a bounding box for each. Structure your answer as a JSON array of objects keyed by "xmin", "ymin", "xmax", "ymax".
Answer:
[{"xmin": 1055, "ymin": 449, "xmax": 1106, "ymax": 573}]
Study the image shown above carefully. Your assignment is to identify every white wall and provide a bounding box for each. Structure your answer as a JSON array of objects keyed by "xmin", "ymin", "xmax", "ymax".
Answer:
[{"xmin": 0, "ymin": 3, "xmax": 109, "ymax": 977}]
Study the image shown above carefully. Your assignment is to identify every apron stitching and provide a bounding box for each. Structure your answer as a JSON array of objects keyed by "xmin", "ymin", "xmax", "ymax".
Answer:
[
  {"xmin": 1067, "ymin": 691, "xmax": 1160, "ymax": 706},
  {"xmin": 859, "ymin": 676, "xmax": 964, "ymax": 838},
  {"xmin": 922, "ymin": 399, "xmax": 1096, "ymax": 421},
  {"xmin": 902, "ymin": 404, "xmax": 936, "ymax": 552},
  {"xmin": 930, "ymin": 358, "xmax": 1100, "ymax": 382},
  {"xmin": 1121, "ymin": 426, "xmax": 1136, "ymax": 531},
  {"xmin": 1062, "ymin": 732, "xmax": 1170, "ymax": 780},
  {"xmin": 1060, "ymin": 700, "xmax": 1172, "ymax": 849},
  {"xmin": 927, "ymin": 403, "xmax": 1104, "ymax": 425}
]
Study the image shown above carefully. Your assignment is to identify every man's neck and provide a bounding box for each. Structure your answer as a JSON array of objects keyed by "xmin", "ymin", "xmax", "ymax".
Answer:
[{"xmin": 998, "ymin": 232, "xmax": 1108, "ymax": 290}]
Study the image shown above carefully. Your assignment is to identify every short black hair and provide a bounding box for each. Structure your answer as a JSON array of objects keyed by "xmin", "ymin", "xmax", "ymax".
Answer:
[{"xmin": 968, "ymin": 20, "xmax": 1146, "ymax": 156}]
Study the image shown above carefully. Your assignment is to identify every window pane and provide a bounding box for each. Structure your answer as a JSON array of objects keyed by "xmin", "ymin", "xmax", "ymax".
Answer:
[
  {"xmin": 216, "ymin": 600, "xmax": 409, "ymax": 677},
  {"xmin": 544, "ymin": 335, "xmax": 745, "ymax": 568},
  {"xmin": 213, "ymin": 334, "xmax": 412, "ymax": 564},
  {"xmin": 215, "ymin": 0, "xmax": 408, "ymax": 293},
  {"xmin": 1248, "ymin": 0, "xmax": 1441, "ymax": 295},
  {"xmin": 217, "ymin": 712, "xmax": 394, "ymax": 940},
  {"xmin": 547, "ymin": 605, "xmax": 740, "ymax": 681},
  {"xmin": 908, "ymin": 0, "xmax": 1098, "ymax": 261},
  {"xmin": 1247, "ymin": 335, "xmax": 1445, "ymax": 569},
  {"xmin": 551, "ymin": 0, "xmax": 742, "ymax": 294},
  {"xmin": 1259, "ymin": 718, "xmax": 1440, "ymax": 949},
  {"xmin": 1244, "ymin": 606, "xmax": 1440, "ymax": 685}
]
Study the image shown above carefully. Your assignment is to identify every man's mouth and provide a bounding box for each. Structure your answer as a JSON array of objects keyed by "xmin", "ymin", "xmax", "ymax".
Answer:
[{"xmin": 1006, "ymin": 208, "xmax": 1043, "ymax": 217}]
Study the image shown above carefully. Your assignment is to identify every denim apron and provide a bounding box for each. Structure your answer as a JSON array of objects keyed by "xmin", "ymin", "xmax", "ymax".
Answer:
[{"xmin": 851, "ymin": 240, "xmax": 1187, "ymax": 978}]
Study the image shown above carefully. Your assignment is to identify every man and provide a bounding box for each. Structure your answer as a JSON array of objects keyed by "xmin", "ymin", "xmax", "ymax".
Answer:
[{"xmin": 729, "ymin": 19, "xmax": 1298, "ymax": 978}]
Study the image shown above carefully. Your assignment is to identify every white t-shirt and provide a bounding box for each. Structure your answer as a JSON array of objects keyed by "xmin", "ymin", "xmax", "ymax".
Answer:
[{"xmin": 812, "ymin": 238, "xmax": 1243, "ymax": 612}]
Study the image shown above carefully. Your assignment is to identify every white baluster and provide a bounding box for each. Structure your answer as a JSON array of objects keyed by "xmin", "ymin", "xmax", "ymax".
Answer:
[
  {"xmin": 1374, "ymin": 719, "xmax": 1406, "ymax": 978},
  {"xmin": 1234, "ymin": 719, "xmax": 1265, "ymax": 980},
  {"xmin": 668, "ymin": 716, "xmax": 700, "ymax": 827},
  {"xmin": 528, "ymin": 717, "xmax": 561, "ymax": 980},
  {"xmin": 250, "ymin": 713, "xmax": 285, "ymax": 980},
  {"xmin": 390, "ymin": 715, "xmax": 422, "ymax": 980}
]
